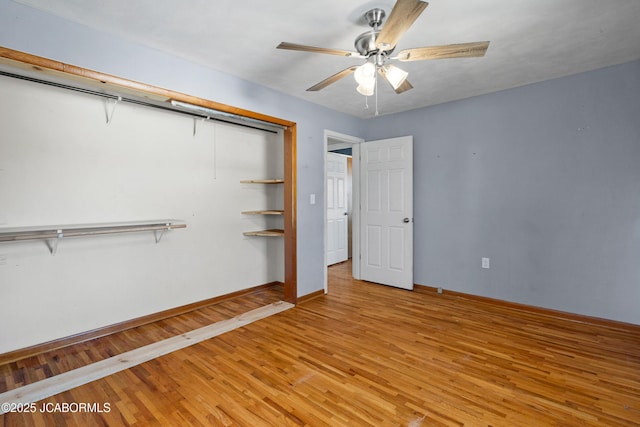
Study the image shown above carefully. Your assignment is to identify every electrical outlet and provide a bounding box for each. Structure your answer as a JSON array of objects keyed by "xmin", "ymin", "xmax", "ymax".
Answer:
[
  {"xmin": 0, "ymin": 254, "xmax": 6, "ymax": 266},
  {"xmin": 482, "ymin": 257, "xmax": 490, "ymax": 269},
  {"xmin": 437, "ymin": 287, "xmax": 443, "ymax": 294}
]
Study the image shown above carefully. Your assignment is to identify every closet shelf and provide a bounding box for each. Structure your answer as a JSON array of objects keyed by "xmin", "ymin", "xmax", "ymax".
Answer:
[
  {"xmin": 243, "ymin": 229, "xmax": 285, "ymax": 237},
  {"xmin": 0, "ymin": 220, "xmax": 186, "ymax": 255},
  {"xmin": 240, "ymin": 179, "xmax": 284, "ymax": 184},
  {"xmin": 241, "ymin": 210, "xmax": 284, "ymax": 215},
  {"xmin": 241, "ymin": 179, "xmax": 284, "ymax": 236}
]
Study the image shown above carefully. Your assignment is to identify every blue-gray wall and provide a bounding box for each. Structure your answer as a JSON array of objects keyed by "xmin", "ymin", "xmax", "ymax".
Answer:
[
  {"xmin": 364, "ymin": 60, "xmax": 640, "ymax": 324},
  {"xmin": 2, "ymin": 0, "xmax": 639, "ymax": 325}
]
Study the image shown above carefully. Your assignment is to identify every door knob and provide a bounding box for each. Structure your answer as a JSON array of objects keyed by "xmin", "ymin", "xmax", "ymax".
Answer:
[{"xmin": 403, "ymin": 218, "xmax": 410, "ymax": 223}]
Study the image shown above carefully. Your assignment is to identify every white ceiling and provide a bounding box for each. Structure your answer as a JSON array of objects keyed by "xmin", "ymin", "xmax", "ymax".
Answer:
[{"xmin": 15, "ymin": 0, "xmax": 640, "ymax": 118}]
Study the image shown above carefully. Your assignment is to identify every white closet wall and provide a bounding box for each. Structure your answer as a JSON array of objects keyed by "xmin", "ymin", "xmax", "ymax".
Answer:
[{"xmin": 0, "ymin": 75, "xmax": 284, "ymax": 353}]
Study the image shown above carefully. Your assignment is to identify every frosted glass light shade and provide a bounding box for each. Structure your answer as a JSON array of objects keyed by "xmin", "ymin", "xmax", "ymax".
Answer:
[
  {"xmin": 356, "ymin": 81, "xmax": 375, "ymax": 96},
  {"xmin": 383, "ymin": 64, "xmax": 408, "ymax": 90},
  {"xmin": 354, "ymin": 62, "xmax": 376, "ymax": 85}
]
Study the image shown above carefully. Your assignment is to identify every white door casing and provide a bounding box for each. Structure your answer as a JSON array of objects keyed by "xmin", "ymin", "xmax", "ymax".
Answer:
[
  {"xmin": 327, "ymin": 152, "xmax": 349, "ymax": 265},
  {"xmin": 360, "ymin": 136, "xmax": 413, "ymax": 290}
]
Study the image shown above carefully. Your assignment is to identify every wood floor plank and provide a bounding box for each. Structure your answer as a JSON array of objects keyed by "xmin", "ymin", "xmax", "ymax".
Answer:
[
  {"xmin": 0, "ymin": 302, "xmax": 293, "ymax": 414},
  {"xmin": 1, "ymin": 261, "xmax": 639, "ymax": 425},
  {"xmin": 0, "ymin": 285, "xmax": 284, "ymax": 394}
]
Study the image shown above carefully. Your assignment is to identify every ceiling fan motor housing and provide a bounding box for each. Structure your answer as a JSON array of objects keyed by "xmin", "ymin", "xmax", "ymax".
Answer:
[
  {"xmin": 355, "ymin": 29, "xmax": 380, "ymax": 56},
  {"xmin": 355, "ymin": 8, "xmax": 393, "ymax": 57}
]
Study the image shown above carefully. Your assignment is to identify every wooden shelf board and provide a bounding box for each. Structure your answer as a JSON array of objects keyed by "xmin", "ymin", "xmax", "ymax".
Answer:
[
  {"xmin": 240, "ymin": 179, "xmax": 284, "ymax": 184},
  {"xmin": 243, "ymin": 229, "xmax": 285, "ymax": 237}
]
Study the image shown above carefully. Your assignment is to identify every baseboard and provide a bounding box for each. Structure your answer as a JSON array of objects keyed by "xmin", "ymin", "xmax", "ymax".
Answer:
[
  {"xmin": 414, "ymin": 284, "xmax": 640, "ymax": 333},
  {"xmin": 297, "ymin": 289, "xmax": 325, "ymax": 304},
  {"xmin": 0, "ymin": 281, "xmax": 284, "ymax": 366}
]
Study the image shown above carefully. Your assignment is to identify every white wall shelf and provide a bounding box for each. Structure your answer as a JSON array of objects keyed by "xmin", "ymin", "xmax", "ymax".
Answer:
[
  {"xmin": 241, "ymin": 210, "xmax": 284, "ymax": 215},
  {"xmin": 0, "ymin": 220, "xmax": 186, "ymax": 255},
  {"xmin": 242, "ymin": 229, "xmax": 285, "ymax": 237},
  {"xmin": 240, "ymin": 179, "xmax": 284, "ymax": 184}
]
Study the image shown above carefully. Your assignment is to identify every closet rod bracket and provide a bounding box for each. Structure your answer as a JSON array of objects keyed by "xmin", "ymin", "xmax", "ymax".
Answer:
[
  {"xmin": 154, "ymin": 224, "xmax": 171, "ymax": 243},
  {"xmin": 192, "ymin": 116, "xmax": 210, "ymax": 136},
  {"xmin": 46, "ymin": 229, "xmax": 64, "ymax": 255},
  {"xmin": 106, "ymin": 95, "xmax": 122, "ymax": 125}
]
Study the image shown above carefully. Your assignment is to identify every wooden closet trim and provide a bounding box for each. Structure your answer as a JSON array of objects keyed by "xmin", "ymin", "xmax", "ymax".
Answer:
[{"xmin": 0, "ymin": 46, "xmax": 297, "ymax": 304}]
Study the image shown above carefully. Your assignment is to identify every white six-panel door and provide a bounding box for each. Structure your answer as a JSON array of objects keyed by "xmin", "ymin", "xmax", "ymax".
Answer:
[
  {"xmin": 327, "ymin": 152, "xmax": 349, "ymax": 265},
  {"xmin": 360, "ymin": 136, "xmax": 413, "ymax": 289}
]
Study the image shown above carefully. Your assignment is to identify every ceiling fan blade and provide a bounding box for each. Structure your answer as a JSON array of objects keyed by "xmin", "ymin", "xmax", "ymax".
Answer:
[
  {"xmin": 376, "ymin": 0, "xmax": 429, "ymax": 51},
  {"xmin": 396, "ymin": 41, "xmax": 490, "ymax": 61},
  {"xmin": 277, "ymin": 42, "xmax": 361, "ymax": 58},
  {"xmin": 378, "ymin": 67, "xmax": 414, "ymax": 94},
  {"xmin": 307, "ymin": 66, "xmax": 359, "ymax": 91}
]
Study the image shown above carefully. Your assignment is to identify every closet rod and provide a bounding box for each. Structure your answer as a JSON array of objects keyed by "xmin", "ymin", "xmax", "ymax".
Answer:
[{"xmin": 0, "ymin": 70, "xmax": 280, "ymax": 134}]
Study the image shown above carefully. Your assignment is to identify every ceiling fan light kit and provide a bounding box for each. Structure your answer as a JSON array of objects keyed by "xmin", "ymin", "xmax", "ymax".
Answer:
[
  {"xmin": 381, "ymin": 64, "xmax": 409, "ymax": 90},
  {"xmin": 356, "ymin": 80, "xmax": 375, "ymax": 97},
  {"xmin": 354, "ymin": 61, "xmax": 376, "ymax": 96},
  {"xmin": 276, "ymin": 0, "xmax": 490, "ymax": 114}
]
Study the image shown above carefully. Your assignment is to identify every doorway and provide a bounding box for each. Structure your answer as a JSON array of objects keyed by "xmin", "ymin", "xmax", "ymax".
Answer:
[
  {"xmin": 327, "ymin": 152, "xmax": 350, "ymax": 265},
  {"xmin": 324, "ymin": 130, "xmax": 364, "ymax": 294},
  {"xmin": 324, "ymin": 131, "xmax": 414, "ymax": 294}
]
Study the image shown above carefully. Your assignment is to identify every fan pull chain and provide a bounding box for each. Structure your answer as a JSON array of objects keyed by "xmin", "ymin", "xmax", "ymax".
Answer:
[{"xmin": 374, "ymin": 70, "xmax": 379, "ymax": 116}]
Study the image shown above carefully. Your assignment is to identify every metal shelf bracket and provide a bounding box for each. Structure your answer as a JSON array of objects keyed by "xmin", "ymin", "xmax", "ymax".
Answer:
[
  {"xmin": 154, "ymin": 223, "xmax": 171, "ymax": 243},
  {"xmin": 106, "ymin": 95, "xmax": 122, "ymax": 125},
  {"xmin": 46, "ymin": 229, "xmax": 64, "ymax": 255}
]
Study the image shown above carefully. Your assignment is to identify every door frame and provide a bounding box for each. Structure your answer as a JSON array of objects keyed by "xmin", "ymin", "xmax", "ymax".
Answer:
[{"xmin": 324, "ymin": 130, "xmax": 364, "ymax": 293}]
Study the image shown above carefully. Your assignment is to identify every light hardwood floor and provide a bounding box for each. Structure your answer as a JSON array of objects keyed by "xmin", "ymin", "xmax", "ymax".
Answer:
[{"xmin": 1, "ymin": 261, "xmax": 639, "ymax": 426}]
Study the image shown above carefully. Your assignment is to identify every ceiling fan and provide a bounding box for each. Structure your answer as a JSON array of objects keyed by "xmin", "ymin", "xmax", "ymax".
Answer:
[{"xmin": 277, "ymin": 0, "xmax": 489, "ymax": 99}]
